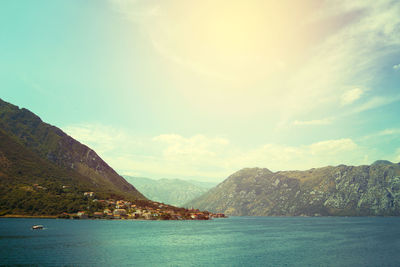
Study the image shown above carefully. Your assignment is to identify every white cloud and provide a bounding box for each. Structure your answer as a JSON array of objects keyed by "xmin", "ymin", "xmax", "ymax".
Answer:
[
  {"xmin": 62, "ymin": 123, "xmax": 373, "ymax": 181},
  {"xmin": 108, "ymin": 0, "xmax": 160, "ymax": 21},
  {"xmin": 341, "ymin": 88, "xmax": 363, "ymax": 105},
  {"xmin": 226, "ymin": 138, "xmax": 363, "ymax": 172},
  {"xmin": 309, "ymin": 139, "xmax": 357, "ymax": 155},
  {"xmin": 63, "ymin": 123, "xmax": 131, "ymax": 155},
  {"xmin": 293, "ymin": 118, "xmax": 332, "ymax": 126},
  {"xmin": 280, "ymin": 0, "xmax": 400, "ymax": 121},
  {"xmin": 63, "ymin": 124, "xmax": 232, "ymax": 181},
  {"xmin": 153, "ymin": 134, "xmax": 229, "ymax": 159},
  {"xmin": 377, "ymin": 128, "xmax": 400, "ymax": 136},
  {"xmin": 360, "ymin": 128, "xmax": 400, "ymax": 141},
  {"xmin": 106, "ymin": 0, "xmax": 400, "ymax": 129},
  {"xmin": 63, "ymin": 123, "xmax": 400, "ymax": 181},
  {"xmin": 353, "ymin": 95, "xmax": 400, "ymax": 113}
]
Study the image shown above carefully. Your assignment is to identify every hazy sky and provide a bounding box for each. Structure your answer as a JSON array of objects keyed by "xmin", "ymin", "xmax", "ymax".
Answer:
[{"xmin": 1, "ymin": 0, "xmax": 400, "ymax": 182}]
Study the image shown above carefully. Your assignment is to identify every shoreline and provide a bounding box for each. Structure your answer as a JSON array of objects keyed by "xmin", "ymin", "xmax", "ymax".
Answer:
[
  {"xmin": 0, "ymin": 215, "xmax": 216, "ymax": 220},
  {"xmin": 1, "ymin": 215, "xmax": 59, "ymax": 219}
]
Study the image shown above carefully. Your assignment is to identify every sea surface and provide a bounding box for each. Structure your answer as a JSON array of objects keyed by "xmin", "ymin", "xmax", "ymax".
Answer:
[{"xmin": 1, "ymin": 216, "xmax": 400, "ymax": 266}]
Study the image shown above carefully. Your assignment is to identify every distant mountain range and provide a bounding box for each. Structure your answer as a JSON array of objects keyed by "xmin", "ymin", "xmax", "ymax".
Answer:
[
  {"xmin": 0, "ymin": 98, "xmax": 145, "ymax": 215},
  {"xmin": 187, "ymin": 161, "xmax": 400, "ymax": 216},
  {"xmin": 123, "ymin": 176, "xmax": 217, "ymax": 207}
]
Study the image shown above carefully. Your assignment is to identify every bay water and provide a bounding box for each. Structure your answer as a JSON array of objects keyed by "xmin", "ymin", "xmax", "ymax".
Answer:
[{"xmin": 1, "ymin": 216, "xmax": 399, "ymax": 266}]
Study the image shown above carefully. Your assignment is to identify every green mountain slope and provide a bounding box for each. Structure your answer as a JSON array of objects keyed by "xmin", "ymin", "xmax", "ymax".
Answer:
[
  {"xmin": 0, "ymin": 128, "xmax": 121, "ymax": 215},
  {"xmin": 0, "ymin": 98, "xmax": 145, "ymax": 200},
  {"xmin": 187, "ymin": 163, "xmax": 400, "ymax": 216},
  {"xmin": 124, "ymin": 176, "xmax": 215, "ymax": 207}
]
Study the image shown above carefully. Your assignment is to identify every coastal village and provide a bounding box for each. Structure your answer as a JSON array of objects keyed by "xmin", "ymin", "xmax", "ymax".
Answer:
[{"xmin": 58, "ymin": 191, "xmax": 226, "ymax": 220}]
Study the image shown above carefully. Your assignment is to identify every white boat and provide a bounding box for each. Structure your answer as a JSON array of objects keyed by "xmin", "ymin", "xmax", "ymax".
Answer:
[{"xmin": 32, "ymin": 225, "xmax": 44, "ymax": 230}]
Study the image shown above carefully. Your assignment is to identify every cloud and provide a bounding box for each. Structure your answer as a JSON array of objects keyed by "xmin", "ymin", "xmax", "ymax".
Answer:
[
  {"xmin": 63, "ymin": 123, "xmax": 375, "ymax": 180},
  {"xmin": 360, "ymin": 128, "xmax": 400, "ymax": 141},
  {"xmin": 227, "ymin": 138, "xmax": 363, "ymax": 172},
  {"xmin": 108, "ymin": 0, "xmax": 400, "ymax": 125},
  {"xmin": 108, "ymin": 0, "xmax": 160, "ymax": 21},
  {"xmin": 293, "ymin": 118, "xmax": 332, "ymax": 126},
  {"xmin": 279, "ymin": 0, "xmax": 400, "ymax": 120},
  {"xmin": 353, "ymin": 95, "xmax": 400, "ymax": 113},
  {"xmin": 376, "ymin": 128, "xmax": 400, "ymax": 137},
  {"xmin": 63, "ymin": 123, "xmax": 134, "ymax": 156},
  {"xmin": 341, "ymin": 88, "xmax": 363, "ymax": 105},
  {"xmin": 153, "ymin": 134, "xmax": 229, "ymax": 159},
  {"xmin": 63, "ymin": 124, "xmax": 232, "ymax": 180},
  {"xmin": 394, "ymin": 64, "xmax": 400, "ymax": 70},
  {"xmin": 309, "ymin": 139, "xmax": 357, "ymax": 155}
]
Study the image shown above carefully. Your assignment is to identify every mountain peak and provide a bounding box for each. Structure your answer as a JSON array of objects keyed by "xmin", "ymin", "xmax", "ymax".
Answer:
[{"xmin": 372, "ymin": 160, "xmax": 393, "ymax": 166}]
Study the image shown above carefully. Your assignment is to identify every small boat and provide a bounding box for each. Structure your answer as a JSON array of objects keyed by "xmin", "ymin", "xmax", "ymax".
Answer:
[{"xmin": 32, "ymin": 225, "xmax": 44, "ymax": 230}]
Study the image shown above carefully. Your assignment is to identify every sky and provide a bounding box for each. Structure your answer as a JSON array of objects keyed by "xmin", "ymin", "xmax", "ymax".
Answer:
[{"xmin": 1, "ymin": 0, "xmax": 400, "ymax": 183}]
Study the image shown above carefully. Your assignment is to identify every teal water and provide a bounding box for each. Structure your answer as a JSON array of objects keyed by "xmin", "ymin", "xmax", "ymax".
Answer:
[{"xmin": 1, "ymin": 217, "xmax": 399, "ymax": 266}]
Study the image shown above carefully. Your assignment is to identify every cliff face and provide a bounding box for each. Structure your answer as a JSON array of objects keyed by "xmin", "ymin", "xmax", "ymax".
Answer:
[
  {"xmin": 188, "ymin": 162, "xmax": 400, "ymax": 216},
  {"xmin": 0, "ymin": 98, "xmax": 145, "ymax": 199}
]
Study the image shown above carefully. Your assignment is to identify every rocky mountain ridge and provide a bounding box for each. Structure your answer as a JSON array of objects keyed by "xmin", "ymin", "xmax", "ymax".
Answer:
[{"xmin": 187, "ymin": 162, "xmax": 400, "ymax": 216}]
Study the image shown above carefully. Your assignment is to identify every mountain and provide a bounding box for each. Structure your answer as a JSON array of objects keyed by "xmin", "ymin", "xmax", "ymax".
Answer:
[
  {"xmin": 186, "ymin": 180, "xmax": 218, "ymax": 189},
  {"xmin": 0, "ymin": 98, "xmax": 145, "ymax": 200},
  {"xmin": 0, "ymin": 128, "xmax": 99, "ymax": 215},
  {"xmin": 124, "ymin": 176, "xmax": 216, "ymax": 206},
  {"xmin": 187, "ymin": 162, "xmax": 400, "ymax": 216},
  {"xmin": 0, "ymin": 98, "xmax": 150, "ymax": 216}
]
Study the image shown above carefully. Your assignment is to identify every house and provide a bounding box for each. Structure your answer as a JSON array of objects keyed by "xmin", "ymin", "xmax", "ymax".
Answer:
[
  {"xmin": 165, "ymin": 210, "xmax": 177, "ymax": 216},
  {"xmin": 133, "ymin": 210, "xmax": 143, "ymax": 217},
  {"xmin": 93, "ymin": 212, "xmax": 103, "ymax": 218},
  {"xmin": 113, "ymin": 209, "xmax": 127, "ymax": 216},
  {"xmin": 103, "ymin": 209, "xmax": 111, "ymax": 214},
  {"xmin": 77, "ymin": 211, "xmax": 88, "ymax": 219},
  {"xmin": 195, "ymin": 213, "xmax": 208, "ymax": 220},
  {"xmin": 33, "ymin": 184, "xmax": 47, "ymax": 190},
  {"xmin": 143, "ymin": 213, "xmax": 151, "ymax": 220},
  {"xmin": 116, "ymin": 200, "xmax": 128, "ymax": 209},
  {"xmin": 83, "ymin": 192, "xmax": 95, "ymax": 197}
]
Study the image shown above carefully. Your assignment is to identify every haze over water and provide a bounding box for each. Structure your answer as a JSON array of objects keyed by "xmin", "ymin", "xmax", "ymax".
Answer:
[{"xmin": 1, "ymin": 217, "xmax": 400, "ymax": 266}]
